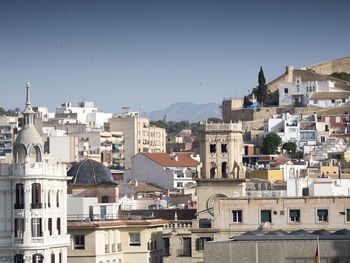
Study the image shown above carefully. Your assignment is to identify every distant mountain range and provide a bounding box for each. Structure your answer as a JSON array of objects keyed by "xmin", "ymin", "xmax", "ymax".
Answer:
[{"xmin": 145, "ymin": 102, "xmax": 221, "ymax": 123}]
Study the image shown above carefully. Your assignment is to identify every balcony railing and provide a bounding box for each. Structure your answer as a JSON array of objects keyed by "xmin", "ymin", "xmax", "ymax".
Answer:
[
  {"xmin": 67, "ymin": 213, "xmax": 118, "ymax": 222},
  {"xmin": 14, "ymin": 203, "xmax": 24, "ymax": 209},
  {"xmin": 13, "ymin": 238, "xmax": 23, "ymax": 244},
  {"xmin": 31, "ymin": 203, "xmax": 42, "ymax": 209},
  {"xmin": 32, "ymin": 237, "xmax": 44, "ymax": 243}
]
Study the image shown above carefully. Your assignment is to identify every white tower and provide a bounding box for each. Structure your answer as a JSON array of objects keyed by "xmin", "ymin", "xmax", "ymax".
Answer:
[{"xmin": 0, "ymin": 83, "xmax": 69, "ymax": 262}]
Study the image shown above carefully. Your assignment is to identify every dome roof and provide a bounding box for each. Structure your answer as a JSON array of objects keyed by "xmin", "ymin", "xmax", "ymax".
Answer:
[
  {"xmin": 68, "ymin": 158, "xmax": 117, "ymax": 185},
  {"xmin": 15, "ymin": 125, "xmax": 43, "ymax": 147}
]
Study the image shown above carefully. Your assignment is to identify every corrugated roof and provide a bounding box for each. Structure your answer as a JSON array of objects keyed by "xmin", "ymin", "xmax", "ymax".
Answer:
[
  {"xmin": 138, "ymin": 152, "xmax": 200, "ymax": 167},
  {"xmin": 309, "ymin": 92, "xmax": 349, "ymax": 100}
]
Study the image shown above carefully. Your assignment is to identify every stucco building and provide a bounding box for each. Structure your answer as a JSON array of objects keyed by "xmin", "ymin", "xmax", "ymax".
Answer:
[{"xmin": 108, "ymin": 108, "xmax": 166, "ymax": 169}]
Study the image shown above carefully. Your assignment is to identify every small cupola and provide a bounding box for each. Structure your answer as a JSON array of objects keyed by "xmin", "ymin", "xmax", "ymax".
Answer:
[{"xmin": 13, "ymin": 83, "xmax": 44, "ymax": 163}]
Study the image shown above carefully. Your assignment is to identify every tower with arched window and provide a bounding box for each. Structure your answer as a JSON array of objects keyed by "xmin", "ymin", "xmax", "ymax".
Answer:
[
  {"xmin": 199, "ymin": 122, "xmax": 246, "ymax": 180},
  {"xmin": 0, "ymin": 84, "xmax": 69, "ymax": 262}
]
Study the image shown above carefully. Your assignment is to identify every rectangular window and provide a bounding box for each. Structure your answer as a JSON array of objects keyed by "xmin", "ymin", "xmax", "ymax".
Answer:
[
  {"xmin": 195, "ymin": 237, "xmax": 212, "ymax": 251},
  {"xmin": 177, "ymin": 182, "xmax": 183, "ymax": 188},
  {"xmin": 289, "ymin": 210, "xmax": 300, "ymax": 223},
  {"xmin": 14, "ymin": 218, "xmax": 24, "ymax": 238},
  {"xmin": 57, "ymin": 218, "xmax": 61, "ymax": 235},
  {"xmin": 48, "ymin": 191, "xmax": 51, "ymax": 208},
  {"xmin": 31, "ymin": 218, "xmax": 42, "ymax": 237},
  {"xmin": 331, "ymin": 99, "xmax": 335, "ymax": 103},
  {"xmin": 48, "ymin": 218, "xmax": 52, "ymax": 235},
  {"xmin": 15, "ymin": 184, "xmax": 24, "ymax": 209},
  {"xmin": 129, "ymin": 232, "xmax": 141, "ymax": 246},
  {"xmin": 59, "ymin": 253, "xmax": 62, "ymax": 263},
  {"xmin": 347, "ymin": 209, "xmax": 350, "ymax": 222},
  {"xmin": 182, "ymin": 237, "xmax": 191, "ymax": 256},
  {"xmin": 232, "ymin": 210, "xmax": 242, "ymax": 223},
  {"xmin": 56, "ymin": 191, "xmax": 60, "ymax": 207},
  {"xmin": 336, "ymin": 116, "xmax": 341, "ymax": 123},
  {"xmin": 284, "ymin": 88, "xmax": 288, "ymax": 94},
  {"xmin": 51, "ymin": 254, "xmax": 55, "ymax": 263},
  {"xmin": 317, "ymin": 209, "xmax": 328, "ymax": 222},
  {"xmin": 261, "ymin": 210, "xmax": 272, "ymax": 223},
  {"xmin": 31, "ymin": 183, "xmax": 42, "ymax": 209},
  {"xmin": 74, "ymin": 235, "xmax": 85, "ymax": 249},
  {"xmin": 313, "ymin": 100, "xmax": 317, "ymax": 104}
]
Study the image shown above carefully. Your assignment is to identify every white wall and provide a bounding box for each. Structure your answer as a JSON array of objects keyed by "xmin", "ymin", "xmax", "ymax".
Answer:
[{"xmin": 130, "ymin": 154, "xmax": 174, "ymax": 189}]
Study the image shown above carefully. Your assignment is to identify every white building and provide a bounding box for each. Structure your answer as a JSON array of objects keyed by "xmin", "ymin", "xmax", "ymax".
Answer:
[
  {"xmin": 287, "ymin": 177, "xmax": 350, "ymax": 197},
  {"xmin": 129, "ymin": 152, "xmax": 200, "ymax": 190},
  {"xmin": 56, "ymin": 101, "xmax": 112, "ymax": 128},
  {"xmin": 0, "ymin": 84, "xmax": 69, "ymax": 262},
  {"xmin": 264, "ymin": 113, "xmax": 328, "ymax": 149},
  {"xmin": 279, "ymin": 78, "xmax": 349, "ymax": 107}
]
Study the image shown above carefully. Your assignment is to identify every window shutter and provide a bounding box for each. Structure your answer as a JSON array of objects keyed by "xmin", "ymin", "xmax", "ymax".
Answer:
[{"xmin": 347, "ymin": 210, "xmax": 350, "ymax": 222}]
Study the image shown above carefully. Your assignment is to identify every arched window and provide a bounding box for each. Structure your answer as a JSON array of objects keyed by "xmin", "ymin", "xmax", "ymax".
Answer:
[
  {"xmin": 15, "ymin": 144, "xmax": 26, "ymax": 163},
  {"xmin": 30, "ymin": 145, "xmax": 42, "ymax": 163},
  {"xmin": 15, "ymin": 183, "xmax": 24, "ymax": 209},
  {"xmin": 31, "ymin": 183, "xmax": 42, "ymax": 209},
  {"xmin": 32, "ymin": 254, "xmax": 43, "ymax": 263},
  {"xmin": 210, "ymin": 162, "xmax": 217, "ymax": 178},
  {"xmin": 14, "ymin": 254, "xmax": 23, "ymax": 263},
  {"xmin": 222, "ymin": 162, "xmax": 228, "ymax": 178}
]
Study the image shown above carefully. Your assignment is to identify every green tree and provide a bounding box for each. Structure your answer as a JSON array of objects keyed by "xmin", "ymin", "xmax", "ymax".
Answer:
[
  {"xmin": 207, "ymin": 117, "xmax": 222, "ymax": 123},
  {"xmin": 330, "ymin": 72, "xmax": 350, "ymax": 82},
  {"xmin": 282, "ymin": 142, "xmax": 297, "ymax": 153},
  {"xmin": 262, "ymin": 132, "xmax": 281, "ymax": 154},
  {"xmin": 243, "ymin": 95, "xmax": 252, "ymax": 108},
  {"xmin": 252, "ymin": 66, "xmax": 270, "ymax": 105}
]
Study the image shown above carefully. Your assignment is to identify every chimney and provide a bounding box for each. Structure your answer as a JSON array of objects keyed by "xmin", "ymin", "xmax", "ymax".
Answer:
[{"xmin": 286, "ymin": 66, "xmax": 294, "ymax": 82}]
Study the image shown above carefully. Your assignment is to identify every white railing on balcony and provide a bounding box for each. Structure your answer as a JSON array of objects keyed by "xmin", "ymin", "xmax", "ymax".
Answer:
[{"xmin": 246, "ymin": 190, "xmax": 286, "ymax": 198}]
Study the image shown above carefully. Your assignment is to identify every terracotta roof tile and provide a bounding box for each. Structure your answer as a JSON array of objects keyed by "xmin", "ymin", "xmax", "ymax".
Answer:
[{"xmin": 138, "ymin": 152, "xmax": 200, "ymax": 167}]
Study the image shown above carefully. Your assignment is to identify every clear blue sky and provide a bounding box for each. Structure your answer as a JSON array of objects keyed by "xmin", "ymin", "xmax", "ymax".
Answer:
[{"xmin": 1, "ymin": 0, "xmax": 349, "ymax": 113}]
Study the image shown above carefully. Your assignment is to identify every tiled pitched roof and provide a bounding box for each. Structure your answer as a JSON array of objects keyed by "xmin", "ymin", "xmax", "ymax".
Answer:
[
  {"xmin": 138, "ymin": 152, "xmax": 200, "ymax": 167},
  {"xmin": 309, "ymin": 92, "xmax": 350, "ymax": 100}
]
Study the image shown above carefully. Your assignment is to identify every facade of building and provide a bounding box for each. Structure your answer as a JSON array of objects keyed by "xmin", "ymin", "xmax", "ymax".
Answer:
[
  {"xmin": 0, "ymin": 84, "xmax": 70, "ymax": 262},
  {"xmin": 108, "ymin": 109, "xmax": 166, "ymax": 169},
  {"xmin": 48, "ymin": 135, "xmax": 79, "ymax": 163},
  {"xmin": 56, "ymin": 101, "xmax": 112, "ymax": 128},
  {"xmin": 129, "ymin": 152, "xmax": 200, "ymax": 190},
  {"xmin": 279, "ymin": 78, "xmax": 349, "ymax": 108},
  {"xmin": 0, "ymin": 116, "xmax": 16, "ymax": 163},
  {"xmin": 67, "ymin": 219, "xmax": 166, "ymax": 263},
  {"xmin": 70, "ymin": 131, "xmax": 125, "ymax": 169},
  {"xmin": 205, "ymin": 230, "xmax": 350, "ymax": 263}
]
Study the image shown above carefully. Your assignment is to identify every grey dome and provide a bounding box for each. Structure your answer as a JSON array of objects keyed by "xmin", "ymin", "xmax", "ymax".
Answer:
[
  {"xmin": 68, "ymin": 158, "xmax": 117, "ymax": 185},
  {"xmin": 15, "ymin": 126, "xmax": 43, "ymax": 148}
]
